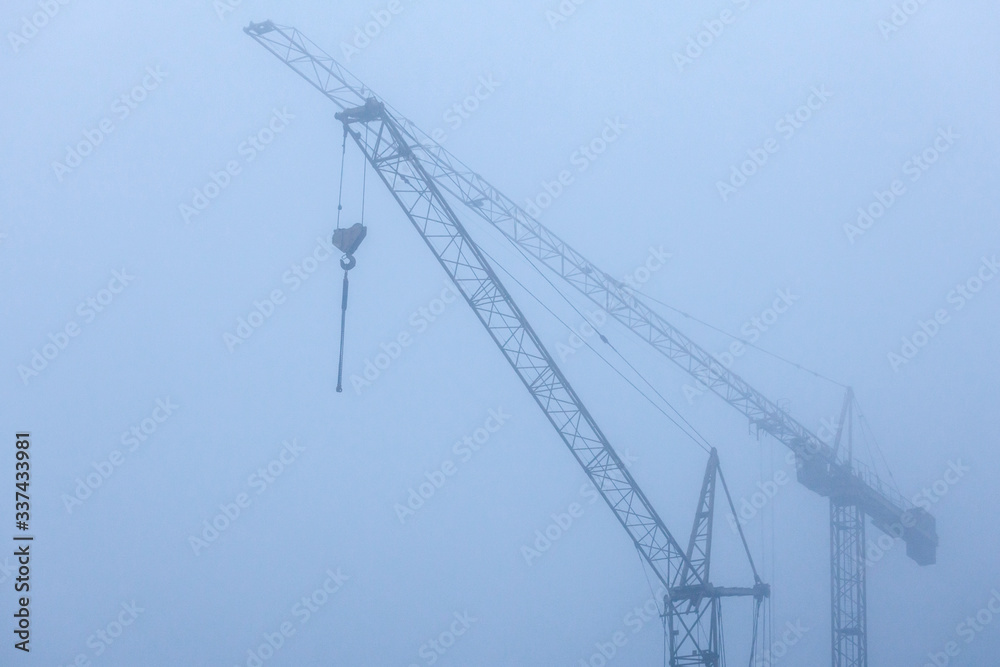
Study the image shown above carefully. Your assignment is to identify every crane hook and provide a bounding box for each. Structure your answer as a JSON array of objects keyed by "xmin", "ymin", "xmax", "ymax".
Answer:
[{"xmin": 333, "ymin": 223, "xmax": 368, "ymax": 393}]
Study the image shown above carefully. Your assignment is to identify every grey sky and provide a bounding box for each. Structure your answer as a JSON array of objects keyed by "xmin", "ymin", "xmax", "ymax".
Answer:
[{"xmin": 1, "ymin": 1, "xmax": 998, "ymax": 665}]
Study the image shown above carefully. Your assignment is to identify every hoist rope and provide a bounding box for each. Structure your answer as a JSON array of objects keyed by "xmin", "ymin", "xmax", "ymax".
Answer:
[
  {"xmin": 855, "ymin": 399, "xmax": 901, "ymax": 494},
  {"xmin": 361, "ymin": 125, "xmax": 369, "ymax": 226},
  {"xmin": 471, "ymin": 221, "xmax": 717, "ymax": 455},
  {"xmin": 335, "ymin": 271, "xmax": 350, "ymax": 393},
  {"xmin": 335, "ymin": 125, "xmax": 348, "ymax": 231},
  {"xmin": 635, "ymin": 544, "xmax": 663, "ymax": 616},
  {"xmin": 620, "ymin": 284, "xmax": 849, "ymax": 390},
  {"xmin": 476, "ymin": 242, "xmax": 713, "ymax": 457}
]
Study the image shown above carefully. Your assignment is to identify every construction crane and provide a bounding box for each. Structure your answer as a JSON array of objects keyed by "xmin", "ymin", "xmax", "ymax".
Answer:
[
  {"xmin": 672, "ymin": 448, "xmax": 771, "ymax": 666},
  {"xmin": 243, "ymin": 28, "xmax": 768, "ymax": 665},
  {"xmin": 244, "ymin": 21, "xmax": 938, "ymax": 667}
]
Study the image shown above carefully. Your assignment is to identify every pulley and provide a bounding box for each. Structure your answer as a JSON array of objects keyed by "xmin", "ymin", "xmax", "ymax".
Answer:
[{"xmin": 333, "ymin": 222, "xmax": 367, "ymax": 261}]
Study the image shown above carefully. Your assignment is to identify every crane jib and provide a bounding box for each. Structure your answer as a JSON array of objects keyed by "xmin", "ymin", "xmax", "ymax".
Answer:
[
  {"xmin": 331, "ymin": 91, "xmax": 764, "ymax": 667},
  {"xmin": 243, "ymin": 17, "xmax": 936, "ymax": 568},
  {"xmin": 245, "ymin": 19, "xmax": 937, "ymax": 666}
]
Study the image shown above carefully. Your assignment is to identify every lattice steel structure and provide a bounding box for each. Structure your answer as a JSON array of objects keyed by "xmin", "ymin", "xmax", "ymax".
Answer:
[
  {"xmin": 831, "ymin": 499, "xmax": 867, "ymax": 667},
  {"xmin": 245, "ymin": 21, "xmax": 938, "ymax": 666},
  {"xmin": 668, "ymin": 449, "xmax": 769, "ymax": 667},
  {"xmin": 343, "ymin": 92, "xmax": 728, "ymax": 660}
]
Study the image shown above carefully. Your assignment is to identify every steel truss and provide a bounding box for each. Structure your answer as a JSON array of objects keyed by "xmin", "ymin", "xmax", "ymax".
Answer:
[
  {"xmin": 831, "ymin": 499, "xmax": 867, "ymax": 667},
  {"xmin": 245, "ymin": 22, "xmax": 935, "ymax": 666}
]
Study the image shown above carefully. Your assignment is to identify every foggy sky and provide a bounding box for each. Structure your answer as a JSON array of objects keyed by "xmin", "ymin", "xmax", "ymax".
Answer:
[{"xmin": 2, "ymin": 1, "xmax": 999, "ymax": 665}]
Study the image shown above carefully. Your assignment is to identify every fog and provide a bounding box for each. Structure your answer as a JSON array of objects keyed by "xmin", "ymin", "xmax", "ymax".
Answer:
[{"xmin": 2, "ymin": 1, "xmax": 998, "ymax": 665}]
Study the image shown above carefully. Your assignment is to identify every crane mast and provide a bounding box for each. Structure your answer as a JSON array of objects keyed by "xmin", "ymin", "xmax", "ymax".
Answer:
[{"xmin": 245, "ymin": 21, "xmax": 937, "ymax": 667}]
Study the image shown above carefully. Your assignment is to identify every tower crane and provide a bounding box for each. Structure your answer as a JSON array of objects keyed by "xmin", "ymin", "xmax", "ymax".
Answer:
[
  {"xmin": 244, "ymin": 21, "xmax": 938, "ymax": 667},
  {"xmin": 671, "ymin": 448, "xmax": 771, "ymax": 666},
  {"xmin": 247, "ymin": 35, "xmax": 769, "ymax": 664}
]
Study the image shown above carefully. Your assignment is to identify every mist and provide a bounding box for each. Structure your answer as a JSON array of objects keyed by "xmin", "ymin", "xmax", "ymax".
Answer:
[{"xmin": 1, "ymin": 1, "xmax": 998, "ymax": 665}]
